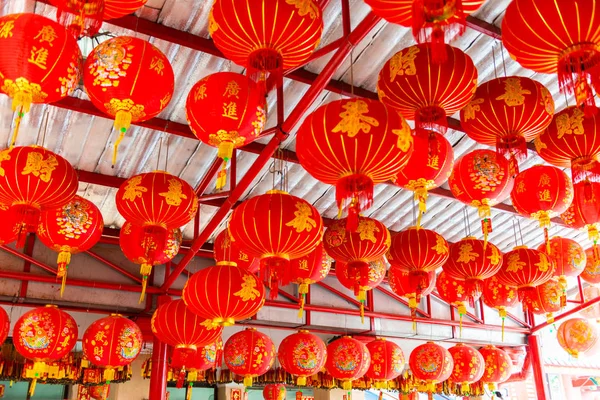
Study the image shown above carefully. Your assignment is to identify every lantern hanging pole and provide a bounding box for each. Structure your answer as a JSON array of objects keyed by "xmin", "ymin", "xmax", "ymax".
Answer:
[
  {"xmin": 530, "ymin": 294, "xmax": 600, "ymax": 333},
  {"xmin": 341, "ymin": 0, "xmax": 351, "ymax": 38},
  {"xmin": 160, "ymin": 12, "xmax": 383, "ymax": 292},
  {"xmin": 528, "ymin": 335, "xmax": 549, "ymax": 400},
  {"xmin": 149, "ymin": 295, "xmax": 170, "ymax": 400}
]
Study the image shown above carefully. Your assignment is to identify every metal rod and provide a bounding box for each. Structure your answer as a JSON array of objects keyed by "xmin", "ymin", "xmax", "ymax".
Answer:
[
  {"xmin": 375, "ymin": 286, "xmax": 430, "ymax": 318},
  {"xmin": 0, "ymin": 245, "xmax": 56, "ymax": 275},
  {"xmin": 315, "ymin": 281, "xmax": 363, "ymax": 308},
  {"xmin": 530, "ymin": 293, "xmax": 600, "ymax": 333},
  {"xmin": 84, "ymin": 250, "xmax": 143, "ymax": 284}
]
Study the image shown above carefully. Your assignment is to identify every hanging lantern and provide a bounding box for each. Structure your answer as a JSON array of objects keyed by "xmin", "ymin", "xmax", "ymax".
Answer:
[
  {"xmin": 482, "ymin": 276, "xmax": 518, "ymax": 340},
  {"xmin": 536, "ymin": 106, "xmax": 600, "ymax": 186},
  {"xmin": 394, "ymin": 130, "xmax": 454, "ymax": 226},
  {"xmin": 378, "ymin": 43, "xmax": 477, "ymax": 135},
  {"xmin": 213, "ymin": 229, "xmax": 259, "ymax": 273},
  {"xmin": 448, "ymin": 150, "xmax": 513, "ymax": 243},
  {"xmin": 182, "ymin": 264, "xmax": 266, "ymax": 327},
  {"xmin": 263, "ymin": 384, "xmax": 286, "ymax": 400},
  {"xmin": 82, "ymin": 314, "xmax": 143, "ymax": 382},
  {"xmin": 448, "ymin": 344, "xmax": 484, "ymax": 394},
  {"xmin": 49, "ymin": 0, "xmax": 147, "ymax": 37},
  {"xmin": 365, "ymin": 338, "xmax": 405, "ymax": 389},
  {"xmin": 408, "ymin": 342, "xmax": 453, "ymax": 397},
  {"xmin": 13, "ymin": 305, "xmax": 78, "ymax": 395},
  {"xmin": 289, "ymin": 244, "xmax": 332, "ymax": 317},
  {"xmin": 538, "ymin": 237, "xmax": 586, "ymax": 305},
  {"xmin": 581, "ymin": 247, "xmax": 600, "ymax": 284},
  {"xmin": 522, "ymin": 279, "xmax": 562, "ymax": 324},
  {"xmin": 560, "ymin": 181, "xmax": 600, "ymax": 245},
  {"xmin": 278, "ymin": 330, "xmax": 327, "ymax": 386},
  {"xmin": 0, "ymin": 146, "xmax": 78, "ymax": 248},
  {"xmin": 84, "ymin": 36, "xmax": 174, "ymax": 165},
  {"xmin": 325, "ymin": 336, "xmax": 371, "ymax": 390},
  {"xmin": 335, "ymin": 258, "xmax": 387, "ymax": 323},
  {"xmin": 120, "ymin": 221, "xmax": 182, "ymax": 302},
  {"xmin": 364, "ymin": 0, "xmax": 485, "ymax": 63},
  {"xmin": 0, "ymin": 307, "xmax": 8, "ymax": 346},
  {"xmin": 478, "ymin": 345, "xmax": 512, "ymax": 391},
  {"xmin": 495, "ymin": 246, "xmax": 555, "ymax": 301},
  {"xmin": 388, "ymin": 267, "xmax": 436, "ymax": 329},
  {"xmin": 443, "ymin": 237, "xmax": 502, "ymax": 302},
  {"xmin": 510, "ymin": 165, "xmax": 573, "ymax": 248},
  {"xmin": 229, "ymin": 191, "xmax": 323, "ymax": 297},
  {"xmin": 387, "ymin": 227, "xmax": 449, "ymax": 294},
  {"xmin": 297, "ymin": 98, "xmax": 413, "ymax": 230},
  {"xmin": 151, "ymin": 299, "xmax": 223, "ymax": 369},
  {"xmin": 436, "ymin": 271, "xmax": 477, "ymax": 333},
  {"xmin": 461, "ymin": 77, "xmax": 555, "ymax": 172},
  {"xmin": 0, "ymin": 14, "xmax": 81, "ymax": 146},
  {"xmin": 502, "ymin": 0, "xmax": 600, "ymax": 112},
  {"xmin": 186, "ymin": 72, "xmax": 266, "ymax": 189},
  {"xmin": 171, "ymin": 337, "xmax": 223, "ymax": 372},
  {"xmin": 37, "ymin": 195, "xmax": 104, "ymax": 296},
  {"xmin": 224, "ymin": 328, "xmax": 275, "ymax": 387},
  {"xmin": 209, "ymin": 0, "xmax": 323, "ymax": 96},
  {"xmin": 557, "ymin": 318, "xmax": 599, "ymax": 358}
]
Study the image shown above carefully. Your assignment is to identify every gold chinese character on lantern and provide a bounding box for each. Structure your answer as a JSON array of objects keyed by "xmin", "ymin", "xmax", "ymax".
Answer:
[
  {"xmin": 34, "ymin": 25, "xmax": 58, "ymax": 46},
  {"xmin": 233, "ymin": 275, "xmax": 261, "ymax": 301},
  {"xmin": 194, "ymin": 84, "xmax": 207, "ymax": 101},
  {"xmin": 516, "ymin": 180, "xmax": 526, "ymax": 193},
  {"xmin": 159, "ymin": 179, "xmax": 188, "ymax": 206},
  {"xmin": 506, "ymin": 253, "xmax": 525, "ymax": 272},
  {"xmin": 93, "ymin": 346, "xmax": 104, "ymax": 357},
  {"xmin": 0, "ymin": 20, "xmax": 15, "ymax": 39},
  {"xmin": 426, "ymin": 155, "xmax": 440, "ymax": 170},
  {"xmin": 332, "ymin": 100, "xmax": 379, "ymax": 138},
  {"xmin": 389, "ymin": 46, "xmax": 419, "ymax": 80},
  {"xmin": 495, "ymin": 77, "xmax": 531, "ymax": 106},
  {"xmin": 538, "ymin": 189, "xmax": 552, "ymax": 202},
  {"xmin": 238, "ymin": 251, "xmax": 249, "ymax": 262},
  {"xmin": 286, "ymin": 202, "xmax": 318, "ymax": 233},
  {"xmin": 22, "ymin": 152, "xmax": 58, "ymax": 182},
  {"xmin": 538, "ymin": 174, "xmax": 551, "ymax": 187},
  {"xmin": 28, "ymin": 46, "xmax": 49, "ymax": 70},
  {"xmin": 223, "ymin": 81, "xmax": 241, "ymax": 98},
  {"xmin": 356, "ymin": 219, "xmax": 380, "ymax": 243},
  {"xmin": 150, "ymin": 56, "xmax": 165, "ymax": 75},
  {"xmin": 222, "ymin": 101, "xmax": 239, "ymax": 120},
  {"xmin": 298, "ymin": 259, "xmax": 309, "ymax": 271},
  {"xmin": 457, "ymin": 243, "xmax": 479, "ymax": 263}
]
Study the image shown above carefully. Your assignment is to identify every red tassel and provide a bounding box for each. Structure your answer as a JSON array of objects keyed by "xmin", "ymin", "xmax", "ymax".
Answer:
[
  {"xmin": 409, "ymin": 270, "xmax": 430, "ymax": 294},
  {"xmin": 557, "ymin": 45, "xmax": 600, "ymax": 111},
  {"xmin": 261, "ymin": 257, "xmax": 290, "ymax": 300},
  {"xmin": 415, "ymin": 105, "xmax": 447, "ymax": 136},
  {"xmin": 572, "ymin": 157, "xmax": 600, "ymax": 185},
  {"xmin": 10, "ymin": 204, "xmax": 40, "ymax": 249},
  {"xmin": 336, "ymin": 174, "xmax": 374, "ymax": 231},
  {"xmin": 247, "ymin": 49, "xmax": 282, "ymax": 102}
]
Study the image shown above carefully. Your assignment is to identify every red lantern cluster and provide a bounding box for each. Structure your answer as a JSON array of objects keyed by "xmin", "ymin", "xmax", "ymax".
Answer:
[
  {"xmin": 224, "ymin": 328, "xmax": 275, "ymax": 387},
  {"xmin": 325, "ymin": 336, "xmax": 371, "ymax": 390},
  {"xmin": 278, "ymin": 330, "xmax": 327, "ymax": 386}
]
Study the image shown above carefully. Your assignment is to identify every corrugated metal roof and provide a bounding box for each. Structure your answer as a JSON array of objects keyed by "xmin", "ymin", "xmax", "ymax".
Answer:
[{"xmin": 0, "ymin": 0, "xmax": 592, "ymax": 257}]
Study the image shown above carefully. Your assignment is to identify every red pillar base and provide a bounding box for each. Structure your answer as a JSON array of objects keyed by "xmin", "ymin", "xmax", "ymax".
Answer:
[
  {"xmin": 149, "ymin": 296, "xmax": 170, "ymax": 400},
  {"xmin": 528, "ymin": 334, "xmax": 549, "ymax": 400}
]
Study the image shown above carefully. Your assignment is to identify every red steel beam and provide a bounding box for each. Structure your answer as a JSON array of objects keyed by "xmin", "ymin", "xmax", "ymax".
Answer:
[
  {"xmin": 0, "ymin": 245, "xmax": 56, "ymax": 275},
  {"xmin": 160, "ymin": 12, "xmax": 384, "ymax": 292},
  {"xmin": 84, "ymin": 250, "xmax": 143, "ymax": 284},
  {"xmin": 528, "ymin": 335, "xmax": 549, "ymax": 400},
  {"xmin": 530, "ymin": 294, "xmax": 600, "ymax": 333},
  {"xmin": 375, "ymin": 286, "xmax": 430, "ymax": 318},
  {"xmin": 315, "ymin": 281, "xmax": 363, "ymax": 308}
]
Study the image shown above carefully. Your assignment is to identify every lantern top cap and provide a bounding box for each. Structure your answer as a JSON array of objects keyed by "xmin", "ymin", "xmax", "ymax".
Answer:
[
  {"xmin": 216, "ymin": 261, "xmax": 238, "ymax": 267},
  {"xmin": 512, "ymin": 245, "xmax": 529, "ymax": 250},
  {"xmin": 44, "ymin": 304, "xmax": 58, "ymax": 308},
  {"xmin": 461, "ymin": 236, "xmax": 477, "ymax": 240},
  {"xmin": 298, "ymin": 329, "xmax": 310, "ymax": 333},
  {"xmin": 265, "ymin": 190, "xmax": 289, "ymax": 195},
  {"xmin": 110, "ymin": 313, "xmax": 123, "ymax": 317}
]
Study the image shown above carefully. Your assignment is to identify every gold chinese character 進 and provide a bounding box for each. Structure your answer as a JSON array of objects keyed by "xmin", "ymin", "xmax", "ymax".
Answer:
[
  {"xmin": 331, "ymin": 100, "xmax": 379, "ymax": 138},
  {"xmin": 238, "ymin": 251, "xmax": 249, "ymax": 262},
  {"xmin": 538, "ymin": 173, "xmax": 551, "ymax": 187},
  {"xmin": 0, "ymin": 20, "xmax": 15, "ymax": 39},
  {"xmin": 538, "ymin": 189, "xmax": 552, "ymax": 202},
  {"xmin": 150, "ymin": 56, "xmax": 165, "ymax": 75},
  {"xmin": 223, "ymin": 80, "xmax": 241, "ymax": 98},
  {"xmin": 426, "ymin": 155, "xmax": 440, "ymax": 170},
  {"xmin": 298, "ymin": 259, "xmax": 309, "ymax": 271},
  {"xmin": 194, "ymin": 84, "xmax": 207, "ymax": 101},
  {"xmin": 28, "ymin": 46, "xmax": 49, "ymax": 70},
  {"xmin": 222, "ymin": 101, "xmax": 239, "ymax": 120},
  {"xmin": 389, "ymin": 46, "xmax": 419, "ymax": 81},
  {"xmin": 34, "ymin": 25, "xmax": 58, "ymax": 46}
]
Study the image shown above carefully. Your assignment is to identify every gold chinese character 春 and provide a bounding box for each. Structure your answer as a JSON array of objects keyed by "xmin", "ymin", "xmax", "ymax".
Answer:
[
  {"xmin": 222, "ymin": 101, "xmax": 239, "ymax": 120},
  {"xmin": 332, "ymin": 100, "xmax": 379, "ymax": 138},
  {"xmin": 34, "ymin": 26, "xmax": 58, "ymax": 46},
  {"xmin": 28, "ymin": 46, "xmax": 49, "ymax": 70},
  {"xmin": 223, "ymin": 80, "xmax": 241, "ymax": 98}
]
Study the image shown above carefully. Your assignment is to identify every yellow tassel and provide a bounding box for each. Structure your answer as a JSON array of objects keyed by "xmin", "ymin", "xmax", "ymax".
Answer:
[
  {"xmin": 186, "ymin": 384, "xmax": 193, "ymax": 400},
  {"xmin": 243, "ymin": 376, "xmax": 253, "ymax": 387},
  {"xmin": 140, "ymin": 263, "xmax": 153, "ymax": 276},
  {"xmin": 57, "ymin": 251, "xmax": 72, "ymax": 272},
  {"xmin": 426, "ymin": 381, "xmax": 436, "ymax": 393},
  {"xmin": 12, "ymin": 91, "xmax": 33, "ymax": 113},
  {"xmin": 588, "ymin": 225, "xmax": 599, "ymax": 242},
  {"xmin": 104, "ymin": 367, "xmax": 116, "ymax": 383},
  {"xmin": 458, "ymin": 303, "xmax": 466, "ymax": 338},
  {"xmin": 488, "ymin": 383, "xmax": 496, "ymax": 392},
  {"xmin": 216, "ymin": 160, "xmax": 227, "ymax": 190},
  {"xmin": 29, "ymin": 378, "xmax": 37, "ymax": 396},
  {"xmin": 342, "ymin": 380, "xmax": 353, "ymax": 390},
  {"xmin": 139, "ymin": 276, "xmax": 148, "ymax": 304},
  {"xmin": 408, "ymin": 296, "xmax": 418, "ymax": 309},
  {"xmin": 111, "ymin": 110, "xmax": 132, "ymax": 166},
  {"xmin": 299, "ymin": 282, "xmax": 309, "ymax": 294},
  {"xmin": 217, "ymin": 141, "xmax": 234, "ymax": 161},
  {"xmin": 10, "ymin": 106, "xmax": 24, "ymax": 149},
  {"xmin": 546, "ymin": 313, "xmax": 554, "ymax": 324},
  {"xmin": 298, "ymin": 293, "xmax": 305, "ymax": 318},
  {"xmin": 112, "ymin": 130, "xmax": 126, "ymax": 167},
  {"xmin": 499, "ymin": 308, "xmax": 507, "ymax": 342},
  {"xmin": 297, "ymin": 376, "xmax": 307, "ymax": 386},
  {"xmin": 188, "ymin": 370, "xmax": 198, "ymax": 382},
  {"xmin": 61, "ymin": 273, "xmax": 67, "ymax": 297}
]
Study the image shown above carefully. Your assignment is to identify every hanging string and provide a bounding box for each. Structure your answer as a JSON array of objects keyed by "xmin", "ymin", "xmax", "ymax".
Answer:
[
  {"xmin": 349, "ymin": 49, "xmax": 355, "ymax": 96},
  {"xmin": 517, "ymin": 219, "xmax": 524, "ymax": 246},
  {"xmin": 512, "ymin": 218, "xmax": 518, "ymax": 248},
  {"xmin": 462, "ymin": 208, "xmax": 468, "ymax": 238},
  {"xmin": 35, "ymin": 107, "xmax": 50, "ymax": 147},
  {"xmin": 157, "ymin": 136, "xmax": 163, "ymax": 171},
  {"xmin": 500, "ymin": 42, "xmax": 508, "ymax": 77},
  {"xmin": 411, "ymin": 196, "xmax": 417, "ymax": 227},
  {"xmin": 491, "ymin": 44, "xmax": 498, "ymax": 80},
  {"xmin": 165, "ymin": 135, "xmax": 170, "ymax": 171}
]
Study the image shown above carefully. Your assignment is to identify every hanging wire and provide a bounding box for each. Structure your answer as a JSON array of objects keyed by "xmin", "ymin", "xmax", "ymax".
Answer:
[
  {"xmin": 517, "ymin": 219, "xmax": 524, "ymax": 246},
  {"xmin": 411, "ymin": 196, "xmax": 417, "ymax": 227},
  {"xmin": 462, "ymin": 208, "xmax": 469, "ymax": 238},
  {"xmin": 36, "ymin": 107, "xmax": 50, "ymax": 146},
  {"xmin": 164, "ymin": 135, "xmax": 170, "ymax": 171},
  {"xmin": 491, "ymin": 44, "xmax": 498, "ymax": 80},
  {"xmin": 156, "ymin": 136, "xmax": 163, "ymax": 171},
  {"xmin": 500, "ymin": 42, "xmax": 508, "ymax": 77},
  {"xmin": 512, "ymin": 218, "xmax": 518, "ymax": 248},
  {"xmin": 349, "ymin": 49, "xmax": 355, "ymax": 96}
]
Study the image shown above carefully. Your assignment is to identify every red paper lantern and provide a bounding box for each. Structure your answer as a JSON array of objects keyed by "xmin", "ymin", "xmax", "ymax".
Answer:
[
  {"xmin": 116, "ymin": 171, "xmax": 197, "ymax": 230},
  {"xmin": 436, "ymin": 271, "xmax": 477, "ymax": 329},
  {"xmin": 82, "ymin": 314, "xmax": 143, "ymax": 382},
  {"xmin": 581, "ymin": 247, "xmax": 600, "ymax": 284},
  {"xmin": 478, "ymin": 345, "xmax": 512, "ymax": 391},
  {"xmin": 335, "ymin": 258, "xmax": 387, "ymax": 323},
  {"xmin": 388, "ymin": 267, "xmax": 435, "ymax": 325},
  {"xmin": 120, "ymin": 221, "xmax": 181, "ymax": 302},
  {"xmin": 364, "ymin": 0, "xmax": 485, "ymax": 62},
  {"xmin": 229, "ymin": 191, "xmax": 323, "ymax": 296},
  {"xmin": 365, "ymin": 338, "xmax": 405, "ymax": 388},
  {"xmin": 387, "ymin": 227, "xmax": 449, "ymax": 293},
  {"xmin": 325, "ymin": 336, "xmax": 371, "ymax": 390},
  {"xmin": 50, "ymin": 0, "xmax": 147, "ymax": 37},
  {"xmin": 448, "ymin": 150, "xmax": 513, "ymax": 241},
  {"xmin": 378, "ymin": 43, "xmax": 477, "ymax": 135},
  {"xmin": 297, "ymin": 99, "xmax": 413, "ymax": 230},
  {"xmin": 0, "ymin": 146, "xmax": 78, "ymax": 248},
  {"xmin": 560, "ymin": 181, "xmax": 600, "ymax": 243},
  {"xmin": 84, "ymin": 36, "xmax": 174, "ymax": 164},
  {"xmin": 557, "ymin": 318, "xmax": 599, "ymax": 358},
  {"xmin": 536, "ymin": 106, "xmax": 600, "ymax": 186},
  {"xmin": 578, "ymin": 286, "xmax": 600, "ymax": 319},
  {"xmin": 278, "ymin": 330, "xmax": 327, "ymax": 386},
  {"xmin": 408, "ymin": 342, "xmax": 453, "ymax": 394},
  {"xmin": 37, "ymin": 195, "xmax": 104, "ymax": 295},
  {"xmin": 0, "ymin": 14, "xmax": 81, "ymax": 145},
  {"xmin": 448, "ymin": 344, "xmax": 484, "ymax": 394},
  {"xmin": 289, "ymin": 244, "xmax": 332, "ymax": 317},
  {"xmin": 171, "ymin": 338, "xmax": 223, "ymax": 373},
  {"xmin": 502, "ymin": 0, "xmax": 600, "ymax": 111},
  {"xmin": 224, "ymin": 328, "xmax": 275, "ymax": 387},
  {"xmin": 522, "ymin": 279, "xmax": 562, "ymax": 323},
  {"xmin": 461, "ymin": 77, "xmax": 554, "ymax": 170},
  {"xmin": 510, "ymin": 165, "xmax": 573, "ymax": 245},
  {"xmin": 186, "ymin": 72, "xmax": 266, "ymax": 189},
  {"xmin": 209, "ymin": 0, "xmax": 323, "ymax": 95},
  {"xmin": 495, "ymin": 246, "xmax": 555, "ymax": 301},
  {"xmin": 213, "ymin": 229, "xmax": 259, "ymax": 273},
  {"xmin": 394, "ymin": 130, "xmax": 454, "ymax": 225},
  {"xmin": 151, "ymin": 299, "xmax": 223, "ymax": 368},
  {"xmin": 0, "ymin": 307, "xmax": 8, "ymax": 346},
  {"xmin": 263, "ymin": 384, "xmax": 286, "ymax": 400},
  {"xmin": 538, "ymin": 237, "xmax": 586, "ymax": 303},
  {"xmin": 13, "ymin": 305, "xmax": 77, "ymax": 395},
  {"xmin": 182, "ymin": 264, "xmax": 266, "ymax": 327},
  {"xmin": 482, "ymin": 276, "xmax": 518, "ymax": 332},
  {"xmin": 443, "ymin": 237, "xmax": 502, "ymax": 301}
]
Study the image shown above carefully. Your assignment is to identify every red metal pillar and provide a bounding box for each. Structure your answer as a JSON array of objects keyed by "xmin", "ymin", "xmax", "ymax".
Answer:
[
  {"xmin": 149, "ymin": 295, "xmax": 170, "ymax": 400},
  {"xmin": 528, "ymin": 335, "xmax": 548, "ymax": 400}
]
